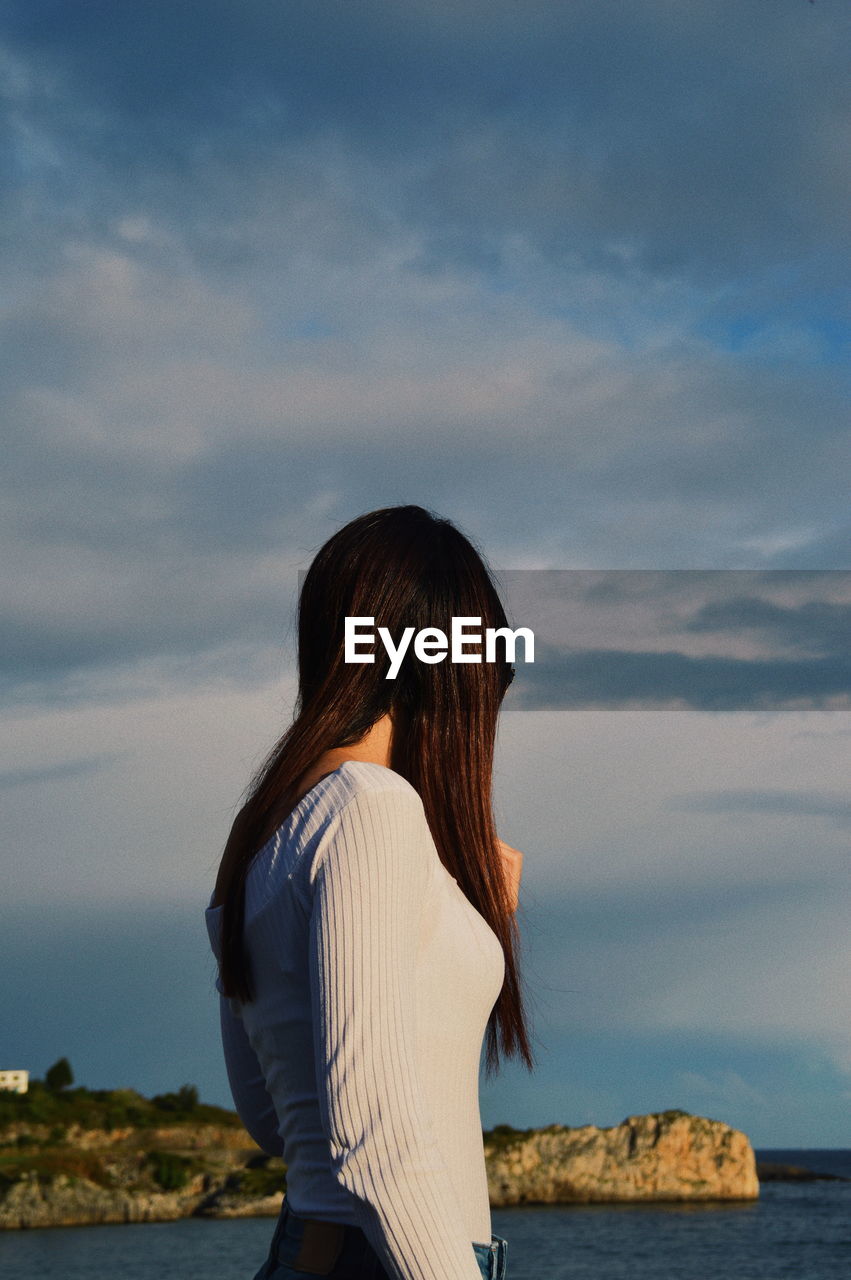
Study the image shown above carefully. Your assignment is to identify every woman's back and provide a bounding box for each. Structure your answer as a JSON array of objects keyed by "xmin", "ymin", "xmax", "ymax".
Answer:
[{"xmin": 206, "ymin": 759, "xmax": 505, "ymax": 1279}]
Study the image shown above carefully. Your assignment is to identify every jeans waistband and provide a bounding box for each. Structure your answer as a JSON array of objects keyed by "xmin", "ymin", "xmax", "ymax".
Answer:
[
  {"xmin": 278, "ymin": 1196, "xmax": 508, "ymax": 1279},
  {"xmin": 474, "ymin": 1233, "xmax": 509, "ymax": 1280}
]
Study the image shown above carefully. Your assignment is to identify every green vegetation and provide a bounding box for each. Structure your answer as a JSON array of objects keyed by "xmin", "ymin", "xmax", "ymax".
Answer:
[
  {"xmin": 0, "ymin": 1146, "xmax": 210, "ymax": 1195},
  {"xmin": 482, "ymin": 1123, "xmax": 536, "ymax": 1155},
  {"xmin": 0, "ymin": 1147, "xmax": 113, "ymax": 1191},
  {"xmin": 225, "ymin": 1158, "xmax": 288, "ymax": 1198},
  {"xmin": 0, "ymin": 1077, "xmax": 241, "ymax": 1135},
  {"xmin": 0, "ymin": 1071, "xmax": 293, "ymax": 1221},
  {"xmin": 146, "ymin": 1150, "xmax": 198, "ymax": 1191},
  {"xmin": 151, "ymin": 1084, "xmax": 200, "ymax": 1114},
  {"xmin": 45, "ymin": 1058, "xmax": 74, "ymax": 1093}
]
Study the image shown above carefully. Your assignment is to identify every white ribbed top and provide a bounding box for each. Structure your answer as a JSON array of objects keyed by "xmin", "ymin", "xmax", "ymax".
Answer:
[{"xmin": 205, "ymin": 760, "xmax": 505, "ymax": 1280}]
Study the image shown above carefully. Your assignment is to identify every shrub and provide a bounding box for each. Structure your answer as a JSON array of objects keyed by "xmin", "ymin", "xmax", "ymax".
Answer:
[
  {"xmin": 147, "ymin": 1150, "xmax": 194, "ymax": 1192},
  {"xmin": 45, "ymin": 1058, "xmax": 74, "ymax": 1093},
  {"xmin": 230, "ymin": 1159, "xmax": 288, "ymax": 1198},
  {"xmin": 151, "ymin": 1084, "xmax": 199, "ymax": 1114}
]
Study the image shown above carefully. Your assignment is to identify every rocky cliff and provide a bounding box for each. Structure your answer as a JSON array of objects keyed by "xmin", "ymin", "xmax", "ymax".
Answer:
[
  {"xmin": 0, "ymin": 1110, "xmax": 758, "ymax": 1229},
  {"xmin": 485, "ymin": 1111, "xmax": 759, "ymax": 1204},
  {"xmin": 0, "ymin": 1120, "xmax": 283, "ymax": 1229}
]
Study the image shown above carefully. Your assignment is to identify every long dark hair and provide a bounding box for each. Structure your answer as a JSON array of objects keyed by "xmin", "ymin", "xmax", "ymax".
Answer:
[{"xmin": 215, "ymin": 504, "xmax": 535, "ymax": 1076}]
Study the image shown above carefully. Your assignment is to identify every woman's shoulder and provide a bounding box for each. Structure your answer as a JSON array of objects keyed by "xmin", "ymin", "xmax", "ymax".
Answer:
[
  {"xmin": 289, "ymin": 762, "xmax": 433, "ymax": 900},
  {"xmin": 278, "ymin": 761, "xmax": 427, "ymax": 875},
  {"xmin": 296, "ymin": 759, "xmax": 422, "ymax": 820},
  {"xmin": 336, "ymin": 759, "xmax": 422, "ymax": 800}
]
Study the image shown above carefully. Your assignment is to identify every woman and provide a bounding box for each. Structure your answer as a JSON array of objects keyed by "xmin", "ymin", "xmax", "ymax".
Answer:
[{"xmin": 205, "ymin": 505, "xmax": 534, "ymax": 1280}]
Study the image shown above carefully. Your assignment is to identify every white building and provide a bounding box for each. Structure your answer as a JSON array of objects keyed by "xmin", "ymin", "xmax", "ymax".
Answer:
[{"xmin": 0, "ymin": 1070, "xmax": 29, "ymax": 1094}]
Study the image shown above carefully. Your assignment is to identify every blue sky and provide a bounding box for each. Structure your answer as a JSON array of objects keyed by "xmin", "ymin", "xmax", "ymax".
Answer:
[{"xmin": 1, "ymin": 2, "xmax": 849, "ymax": 1148}]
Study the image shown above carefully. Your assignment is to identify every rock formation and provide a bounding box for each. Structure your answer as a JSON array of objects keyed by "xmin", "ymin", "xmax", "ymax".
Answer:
[
  {"xmin": 0, "ymin": 1110, "xmax": 759, "ymax": 1228},
  {"xmin": 485, "ymin": 1111, "xmax": 759, "ymax": 1204}
]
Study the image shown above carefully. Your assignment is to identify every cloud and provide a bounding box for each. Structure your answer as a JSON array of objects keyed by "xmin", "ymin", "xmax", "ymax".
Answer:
[
  {"xmin": 6, "ymin": 3, "xmax": 849, "ymax": 277},
  {"xmin": 685, "ymin": 593, "xmax": 851, "ymax": 656},
  {"xmin": 669, "ymin": 788, "xmax": 851, "ymax": 828},
  {"xmin": 1, "ymin": 201, "xmax": 848, "ymax": 701},
  {"xmin": 2, "ymin": 3, "xmax": 849, "ymax": 707},
  {"xmin": 0, "ymin": 754, "xmax": 119, "ymax": 789},
  {"xmin": 501, "ymin": 570, "xmax": 851, "ymax": 710},
  {"xmin": 676, "ymin": 1069, "xmax": 769, "ymax": 1112},
  {"xmin": 525, "ymin": 873, "xmax": 851, "ymax": 1078},
  {"xmin": 517, "ymin": 647, "xmax": 851, "ymax": 711}
]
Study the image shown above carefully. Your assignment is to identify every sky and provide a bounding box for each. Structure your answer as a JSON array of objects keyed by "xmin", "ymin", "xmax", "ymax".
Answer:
[{"xmin": 1, "ymin": 1, "xmax": 849, "ymax": 1149}]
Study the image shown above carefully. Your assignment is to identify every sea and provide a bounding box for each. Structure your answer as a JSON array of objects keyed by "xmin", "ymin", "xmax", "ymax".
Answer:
[{"xmin": 0, "ymin": 1150, "xmax": 848, "ymax": 1280}]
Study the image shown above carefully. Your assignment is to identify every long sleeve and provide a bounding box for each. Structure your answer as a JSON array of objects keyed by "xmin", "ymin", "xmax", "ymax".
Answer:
[
  {"xmin": 219, "ymin": 991, "xmax": 285, "ymax": 1158},
  {"xmin": 308, "ymin": 787, "xmax": 483, "ymax": 1280}
]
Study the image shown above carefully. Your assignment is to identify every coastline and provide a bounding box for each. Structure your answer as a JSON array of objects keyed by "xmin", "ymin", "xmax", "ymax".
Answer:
[{"xmin": 0, "ymin": 1097, "xmax": 775, "ymax": 1231}]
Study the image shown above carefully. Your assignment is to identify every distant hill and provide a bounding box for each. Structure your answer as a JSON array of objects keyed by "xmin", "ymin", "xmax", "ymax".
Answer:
[
  {"xmin": 0, "ymin": 1077, "xmax": 240, "ymax": 1133},
  {"xmin": 1, "ymin": 1087, "xmax": 761, "ymax": 1230}
]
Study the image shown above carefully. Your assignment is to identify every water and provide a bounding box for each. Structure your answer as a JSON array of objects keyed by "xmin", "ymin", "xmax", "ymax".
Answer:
[{"xmin": 0, "ymin": 1153, "xmax": 848, "ymax": 1280}]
